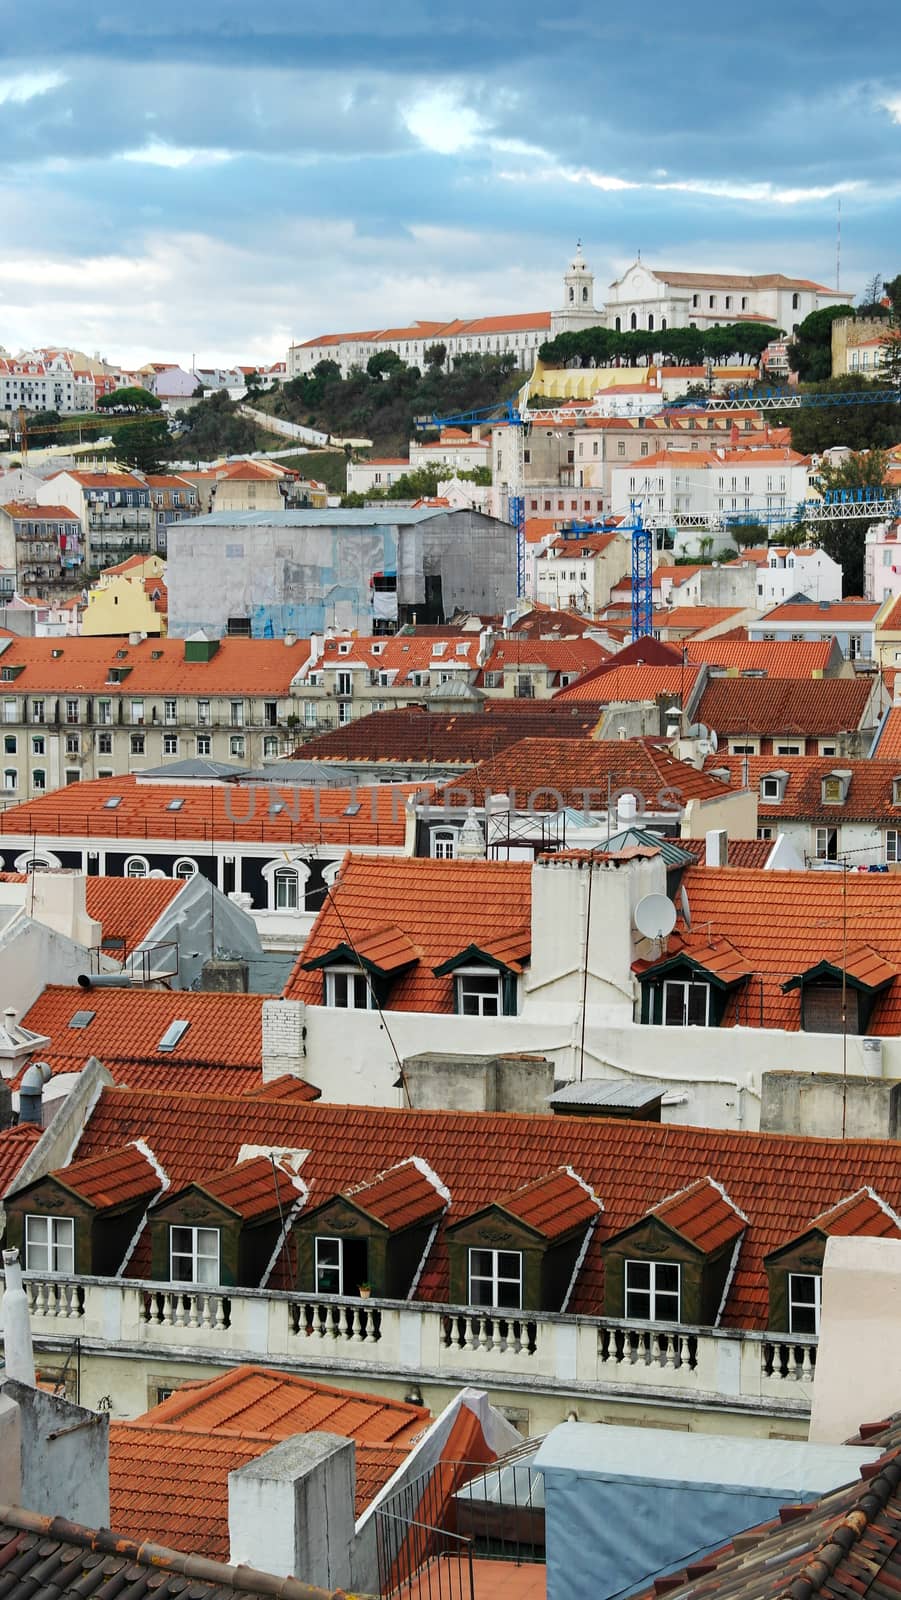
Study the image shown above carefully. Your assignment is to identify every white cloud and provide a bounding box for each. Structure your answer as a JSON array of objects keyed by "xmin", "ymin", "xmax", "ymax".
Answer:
[
  {"xmin": 122, "ymin": 139, "xmax": 233, "ymax": 169},
  {"xmin": 882, "ymin": 96, "xmax": 901, "ymax": 125},
  {"xmin": 500, "ymin": 157, "xmax": 865, "ymax": 207},
  {"xmin": 402, "ymin": 87, "xmax": 486, "ymax": 154},
  {"xmin": 0, "ymin": 69, "xmax": 67, "ymax": 106}
]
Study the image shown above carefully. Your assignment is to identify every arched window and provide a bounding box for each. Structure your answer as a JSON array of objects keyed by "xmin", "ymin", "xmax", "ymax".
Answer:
[
  {"xmin": 262, "ymin": 857, "xmax": 310, "ymax": 912},
  {"xmin": 661, "ymin": 318, "xmax": 667, "ymax": 331},
  {"xmin": 430, "ymin": 828, "xmax": 457, "ymax": 860},
  {"xmin": 582, "ymin": 286, "xmax": 588, "ymax": 302},
  {"xmin": 14, "ymin": 849, "xmax": 60, "ymax": 873},
  {"xmin": 648, "ymin": 313, "xmax": 654, "ymax": 332},
  {"xmin": 173, "ymin": 858, "xmax": 197, "ymax": 880},
  {"xmin": 615, "ymin": 316, "xmax": 621, "ymax": 332},
  {"xmin": 124, "ymin": 856, "xmax": 149, "ymax": 878},
  {"xmin": 792, "ymin": 292, "xmax": 800, "ymax": 310},
  {"xmin": 630, "ymin": 312, "xmax": 637, "ymax": 330},
  {"xmin": 3, "ymin": 770, "xmax": 16, "ymax": 791},
  {"xmin": 569, "ymin": 286, "xmax": 574, "ymax": 303}
]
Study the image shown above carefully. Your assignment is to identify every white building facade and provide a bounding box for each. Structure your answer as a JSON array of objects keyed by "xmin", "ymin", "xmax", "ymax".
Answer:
[{"xmin": 603, "ymin": 264, "xmax": 850, "ymax": 334}]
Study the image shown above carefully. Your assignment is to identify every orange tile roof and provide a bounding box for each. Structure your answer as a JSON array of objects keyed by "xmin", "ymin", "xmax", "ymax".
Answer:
[
  {"xmin": 876, "ymin": 707, "xmax": 901, "ymax": 759},
  {"xmin": 243, "ymin": 1075, "xmax": 321, "ymax": 1102},
  {"xmin": 440, "ymin": 736, "xmax": 731, "ymax": 810},
  {"xmin": 21, "ymin": 986, "xmax": 268, "ymax": 1070},
  {"xmin": 0, "ymin": 635, "xmax": 310, "ymax": 695},
  {"xmin": 100, "ymin": 553, "xmax": 162, "ymax": 576},
  {"xmin": 644, "ymin": 865, "xmax": 901, "ymax": 1034},
  {"xmin": 544, "ymin": 532, "xmax": 621, "ymax": 557},
  {"xmin": 806, "ymin": 1188, "xmax": 901, "ymax": 1239},
  {"xmin": 189, "ymin": 1155, "xmax": 301, "ymax": 1219},
  {"xmin": 73, "ymin": 1086, "xmax": 901, "ymax": 1328},
  {"xmin": 704, "ymin": 756, "xmax": 901, "ymax": 822},
  {"xmin": 656, "ymin": 606, "xmax": 745, "ymax": 632},
  {"xmin": 650, "ymin": 1177, "xmax": 745, "ymax": 1252},
  {"xmin": 0, "ymin": 1124, "xmax": 42, "ymax": 1194},
  {"xmin": 288, "ymin": 857, "xmax": 532, "ymax": 1013},
  {"xmin": 495, "ymin": 1168, "xmax": 600, "ymax": 1239},
  {"xmin": 311, "ymin": 632, "xmax": 481, "ymax": 682},
  {"xmin": 347, "ymin": 1158, "xmax": 447, "ymax": 1229},
  {"xmin": 697, "ymin": 675, "xmax": 874, "ymax": 736},
  {"xmin": 298, "ymin": 706, "xmax": 606, "ymax": 764},
  {"xmin": 685, "ymin": 639, "xmax": 837, "ymax": 675},
  {"xmin": 879, "ymin": 594, "xmax": 901, "ymax": 632},
  {"xmin": 0, "ymin": 774, "xmax": 413, "ymax": 847},
  {"xmin": 46, "ymin": 1141, "xmax": 163, "ymax": 1208},
  {"xmin": 761, "ymin": 600, "xmax": 880, "ymax": 623},
  {"xmin": 300, "ymin": 311, "xmax": 549, "ymax": 347},
  {"xmin": 553, "ymin": 662, "xmax": 702, "ymax": 704},
  {"xmin": 0, "ymin": 502, "xmax": 80, "ymax": 521}
]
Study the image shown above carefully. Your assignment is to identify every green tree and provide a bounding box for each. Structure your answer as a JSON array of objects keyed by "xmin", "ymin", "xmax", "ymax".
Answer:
[
  {"xmin": 425, "ymin": 343, "xmax": 447, "ymax": 368},
  {"xmin": 814, "ymin": 449, "xmax": 888, "ymax": 594},
  {"xmin": 788, "ymin": 305, "xmax": 855, "ymax": 381},
  {"xmin": 367, "ymin": 349, "xmax": 405, "ymax": 381},
  {"xmin": 97, "ymin": 385, "xmax": 161, "ymax": 412},
  {"xmin": 111, "ymin": 415, "xmax": 170, "ymax": 473},
  {"xmin": 243, "ymin": 370, "xmax": 263, "ymax": 392},
  {"xmin": 788, "ymin": 375, "xmax": 901, "ymax": 454}
]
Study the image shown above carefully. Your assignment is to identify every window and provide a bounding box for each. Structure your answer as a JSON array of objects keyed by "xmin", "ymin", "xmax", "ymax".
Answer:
[
  {"xmin": 848, "ymin": 634, "xmax": 864, "ymax": 660},
  {"xmin": 3, "ymin": 702, "xmax": 16, "ymax": 724},
  {"xmin": 315, "ymin": 1235, "xmax": 368, "ymax": 1296},
  {"xmin": 263, "ymin": 735, "xmax": 279, "ymax": 758},
  {"xmin": 163, "ymin": 734, "xmax": 179, "ymax": 756},
  {"xmin": 430, "ymin": 829, "xmax": 457, "ymax": 859},
  {"xmin": 273, "ymin": 865, "xmax": 299, "ymax": 910},
  {"xmin": 3, "ymin": 769, "xmax": 16, "ymax": 791},
  {"xmin": 336, "ymin": 671, "xmax": 352, "ymax": 697},
  {"xmin": 130, "ymin": 699, "xmax": 144, "ymax": 724},
  {"xmin": 97, "ymin": 699, "xmax": 112, "ymax": 725},
  {"xmin": 125, "ymin": 856, "xmax": 149, "ymax": 877},
  {"xmin": 169, "ymin": 1225, "xmax": 220, "ymax": 1285},
  {"xmin": 164, "ymin": 699, "xmax": 177, "ymax": 725},
  {"xmin": 197, "ymin": 699, "xmax": 210, "ymax": 725},
  {"xmin": 65, "ymin": 734, "xmax": 79, "ymax": 755},
  {"xmin": 25, "ymin": 1215, "xmax": 74, "ymax": 1275},
  {"xmin": 65, "ymin": 698, "xmax": 78, "ymax": 723},
  {"xmin": 788, "ymin": 1272, "xmax": 820, "ymax": 1335},
  {"xmin": 625, "ymin": 1259, "xmax": 681, "ymax": 1321},
  {"xmin": 31, "ymin": 699, "xmax": 44, "ymax": 724},
  {"xmin": 229, "ymin": 700, "xmax": 243, "ymax": 727},
  {"xmin": 761, "ymin": 777, "xmax": 782, "ymax": 801},
  {"xmin": 468, "ymin": 1247, "xmax": 522, "ymax": 1310},
  {"xmin": 775, "ymin": 744, "xmax": 801, "ymax": 757},
  {"xmin": 456, "ymin": 970, "xmax": 502, "ymax": 1017},
  {"xmin": 263, "ymin": 699, "xmax": 278, "ymax": 727},
  {"xmin": 130, "ymin": 733, "xmax": 145, "ymax": 755},
  {"xmin": 886, "ymin": 830, "xmax": 899, "ymax": 864},
  {"xmin": 229, "ymin": 735, "xmax": 245, "ymax": 757},
  {"xmin": 173, "ymin": 858, "xmax": 197, "ymax": 879},
  {"xmin": 33, "ymin": 769, "xmax": 45, "ymax": 791},
  {"xmin": 814, "ymin": 827, "xmax": 838, "ymax": 861},
  {"xmin": 98, "ymin": 732, "xmax": 112, "ymax": 754},
  {"xmin": 196, "ymin": 734, "xmax": 211, "ymax": 756},
  {"xmin": 822, "ymin": 776, "xmax": 844, "ymax": 803},
  {"xmin": 662, "ymin": 979, "xmax": 710, "ymax": 1026},
  {"xmin": 325, "ymin": 968, "xmax": 373, "ymax": 1008}
]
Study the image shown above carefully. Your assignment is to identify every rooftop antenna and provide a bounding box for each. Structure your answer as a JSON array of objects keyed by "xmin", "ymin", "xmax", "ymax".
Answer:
[
  {"xmin": 634, "ymin": 892, "xmax": 677, "ymax": 959},
  {"xmin": 836, "ymin": 199, "xmax": 841, "ymax": 294}
]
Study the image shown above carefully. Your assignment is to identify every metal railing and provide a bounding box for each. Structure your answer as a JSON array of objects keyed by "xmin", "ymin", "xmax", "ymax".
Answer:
[{"xmin": 376, "ymin": 1510, "xmax": 474, "ymax": 1599}]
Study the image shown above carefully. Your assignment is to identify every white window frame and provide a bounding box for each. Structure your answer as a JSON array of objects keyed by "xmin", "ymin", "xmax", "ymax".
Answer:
[
  {"xmin": 814, "ymin": 827, "xmax": 838, "ymax": 861},
  {"xmin": 661, "ymin": 978, "xmax": 710, "ymax": 1026},
  {"xmin": 169, "ymin": 1224, "xmax": 220, "ymax": 1285},
  {"xmin": 324, "ymin": 967, "xmax": 374, "ymax": 1009},
  {"xmin": 163, "ymin": 734, "xmax": 179, "ymax": 756},
  {"xmin": 430, "ymin": 828, "xmax": 457, "ymax": 860},
  {"xmin": 455, "ymin": 967, "xmax": 503, "ymax": 1017},
  {"xmin": 173, "ymin": 857, "xmax": 197, "ymax": 879},
  {"xmin": 25, "ymin": 1213, "xmax": 74, "ymax": 1275},
  {"xmin": 761, "ymin": 777, "xmax": 782, "ymax": 801},
  {"xmin": 124, "ymin": 855, "xmax": 149, "ymax": 878},
  {"xmin": 787, "ymin": 1271, "xmax": 821, "ymax": 1335},
  {"xmin": 467, "ymin": 1246, "xmax": 523, "ymax": 1311},
  {"xmin": 624, "ymin": 1258, "xmax": 681, "ymax": 1322},
  {"xmin": 196, "ymin": 733, "xmax": 212, "ymax": 756},
  {"xmin": 886, "ymin": 829, "xmax": 899, "ymax": 864},
  {"xmin": 315, "ymin": 1235, "xmax": 344, "ymax": 1295}
]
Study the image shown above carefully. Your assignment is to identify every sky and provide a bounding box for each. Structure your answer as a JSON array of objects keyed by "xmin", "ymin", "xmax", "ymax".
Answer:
[{"xmin": 1, "ymin": 0, "xmax": 899, "ymax": 367}]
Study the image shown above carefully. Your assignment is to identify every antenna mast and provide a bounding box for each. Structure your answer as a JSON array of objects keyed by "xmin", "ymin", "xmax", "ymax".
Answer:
[{"xmin": 836, "ymin": 199, "xmax": 841, "ymax": 293}]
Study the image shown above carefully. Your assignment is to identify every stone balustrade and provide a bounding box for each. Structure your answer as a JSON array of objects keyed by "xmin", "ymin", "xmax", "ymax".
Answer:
[{"xmin": 8, "ymin": 1276, "xmax": 817, "ymax": 1418}]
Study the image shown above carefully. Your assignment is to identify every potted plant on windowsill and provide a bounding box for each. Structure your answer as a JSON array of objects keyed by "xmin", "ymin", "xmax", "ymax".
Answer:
[{"xmin": 358, "ymin": 1282, "xmax": 372, "ymax": 1299}]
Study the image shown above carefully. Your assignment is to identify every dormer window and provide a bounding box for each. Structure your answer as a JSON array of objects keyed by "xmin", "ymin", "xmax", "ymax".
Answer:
[
  {"xmin": 324, "ymin": 968, "xmax": 374, "ymax": 1009},
  {"xmin": 893, "ymin": 777, "xmax": 901, "ymax": 807},
  {"xmin": 788, "ymin": 1273, "xmax": 821, "ymax": 1335},
  {"xmin": 760, "ymin": 773, "xmax": 786, "ymax": 802},
  {"xmin": 456, "ymin": 969, "xmax": 503, "ymax": 1017},
  {"xmin": 25, "ymin": 1214, "xmax": 74, "ymax": 1275},
  {"xmin": 822, "ymin": 772, "xmax": 849, "ymax": 805},
  {"xmin": 625, "ymin": 1259, "xmax": 680, "ymax": 1322},
  {"xmin": 469, "ymin": 1248, "xmax": 522, "ymax": 1310},
  {"xmin": 170, "ymin": 1225, "xmax": 220, "ymax": 1285}
]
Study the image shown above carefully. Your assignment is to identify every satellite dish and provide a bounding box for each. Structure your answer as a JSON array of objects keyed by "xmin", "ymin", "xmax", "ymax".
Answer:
[
  {"xmin": 634, "ymin": 893, "xmax": 677, "ymax": 941},
  {"xmin": 708, "ymin": 728, "xmax": 718, "ymax": 753},
  {"xmin": 679, "ymin": 884, "xmax": 692, "ymax": 931}
]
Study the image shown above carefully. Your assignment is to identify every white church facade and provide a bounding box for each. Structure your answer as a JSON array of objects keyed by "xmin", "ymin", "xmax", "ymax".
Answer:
[{"xmin": 603, "ymin": 261, "xmax": 849, "ymax": 335}]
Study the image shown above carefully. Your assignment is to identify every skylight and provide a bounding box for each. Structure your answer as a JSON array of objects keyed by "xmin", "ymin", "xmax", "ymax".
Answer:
[
  {"xmin": 103, "ymin": 797, "xmax": 122, "ymax": 809},
  {"xmin": 158, "ymin": 1019, "xmax": 190, "ymax": 1052},
  {"xmin": 344, "ymin": 802, "xmax": 362, "ymax": 816},
  {"xmin": 166, "ymin": 798, "xmax": 184, "ymax": 811},
  {"xmin": 68, "ymin": 1010, "xmax": 95, "ymax": 1029}
]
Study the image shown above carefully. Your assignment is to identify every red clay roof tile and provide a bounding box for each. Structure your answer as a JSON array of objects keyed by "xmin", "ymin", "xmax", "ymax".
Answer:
[
  {"xmin": 651, "ymin": 1178, "xmax": 746, "ymax": 1253},
  {"xmin": 697, "ymin": 676, "xmax": 874, "ymax": 736},
  {"xmin": 0, "ymin": 1124, "xmax": 43, "ymax": 1194},
  {"xmin": 347, "ymin": 1158, "xmax": 448, "ymax": 1230},
  {"xmin": 45, "ymin": 1141, "xmax": 163, "ymax": 1209}
]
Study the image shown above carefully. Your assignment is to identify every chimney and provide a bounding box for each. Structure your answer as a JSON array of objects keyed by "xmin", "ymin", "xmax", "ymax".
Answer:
[
  {"xmin": 1, "ymin": 1250, "xmax": 35, "ymax": 1386},
  {"xmin": 18, "ymin": 1061, "xmax": 50, "ymax": 1126},
  {"xmin": 27, "ymin": 872, "xmax": 102, "ymax": 948},
  {"xmin": 284, "ymin": 630, "xmax": 297, "ymax": 647},
  {"xmin": 228, "ymin": 1434, "xmax": 355, "ymax": 1589},
  {"xmin": 617, "ymin": 793, "xmax": 638, "ymax": 826},
  {"xmin": 705, "ymin": 829, "xmax": 728, "ymax": 867},
  {"xmin": 262, "ymin": 999, "xmax": 307, "ymax": 1082}
]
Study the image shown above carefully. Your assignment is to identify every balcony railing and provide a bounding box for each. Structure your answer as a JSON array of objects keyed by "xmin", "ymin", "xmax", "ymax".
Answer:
[{"xmin": 4, "ymin": 1275, "xmax": 817, "ymax": 1417}]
